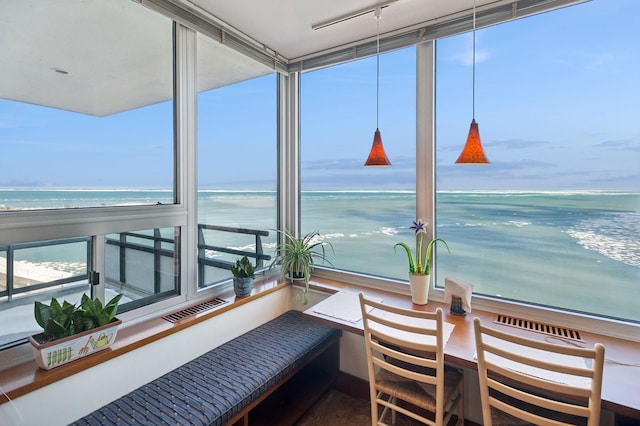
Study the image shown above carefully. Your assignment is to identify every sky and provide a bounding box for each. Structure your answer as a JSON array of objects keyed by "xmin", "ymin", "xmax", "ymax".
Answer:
[{"xmin": 1, "ymin": 0, "xmax": 639, "ymax": 191}]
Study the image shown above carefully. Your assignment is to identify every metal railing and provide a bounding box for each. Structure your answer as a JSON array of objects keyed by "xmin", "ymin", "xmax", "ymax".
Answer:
[
  {"xmin": 197, "ymin": 224, "xmax": 271, "ymax": 287},
  {"xmin": 1, "ymin": 225, "xmax": 271, "ymax": 302},
  {"xmin": 0, "ymin": 237, "xmax": 90, "ymax": 302}
]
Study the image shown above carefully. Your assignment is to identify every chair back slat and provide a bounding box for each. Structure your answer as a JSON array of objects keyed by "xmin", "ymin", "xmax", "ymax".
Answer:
[
  {"xmin": 474, "ymin": 317, "xmax": 605, "ymax": 426},
  {"xmin": 359, "ymin": 292, "xmax": 464, "ymax": 426}
]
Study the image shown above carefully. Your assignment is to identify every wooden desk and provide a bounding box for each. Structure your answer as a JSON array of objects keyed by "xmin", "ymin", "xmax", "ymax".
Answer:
[{"xmin": 302, "ymin": 284, "xmax": 640, "ymax": 420}]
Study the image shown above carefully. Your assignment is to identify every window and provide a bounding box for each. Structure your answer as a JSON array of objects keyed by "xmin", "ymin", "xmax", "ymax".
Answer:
[
  {"xmin": 0, "ymin": 1, "xmax": 174, "ymax": 204},
  {"xmin": 300, "ymin": 48, "xmax": 417, "ymax": 281},
  {"xmin": 197, "ymin": 34, "xmax": 277, "ymax": 287},
  {"xmin": 0, "ymin": 0, "xmax": 179, "ymax": 349},
  {"xmin": 0, "ymin": 238, "xmax": 91, "ymax": 348},
  {"xmin": 435, "ymin": 0, "xmax": 640, "ymax": 322},
  {"xmin": 105, "ymin": 227, "xmax": 180, "ymax": 311}
]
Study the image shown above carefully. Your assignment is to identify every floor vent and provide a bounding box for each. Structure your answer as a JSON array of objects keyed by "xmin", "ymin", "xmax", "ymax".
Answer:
[
  {"xmin": 162, "ymin": 298, "xmax": 228, "ymax": 323},
  {"xmin": 494, "ymin": 314, "xmax": 584, "ymax": 342}
]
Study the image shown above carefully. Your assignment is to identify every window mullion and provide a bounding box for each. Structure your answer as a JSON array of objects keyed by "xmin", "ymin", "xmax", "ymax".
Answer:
[{"xmin": 174, "ymin": 22, "xmax": 198, "ymax": 299}]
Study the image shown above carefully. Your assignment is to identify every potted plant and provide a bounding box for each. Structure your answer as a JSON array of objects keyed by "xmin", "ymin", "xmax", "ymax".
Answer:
[
  {"xmin": 231, "ymin": 255, "xmax": 256, "ymax": 297},
  {"xmin": 394, "ymin": 218, "xmax": 450, "ymax": 305},
  {"xmin": 29, "ymin": 293, "xmax": 123, "ymax": 370},
  {"xmin": 269, "ymin": 229, "xmax": 334, "ymax": 304}
]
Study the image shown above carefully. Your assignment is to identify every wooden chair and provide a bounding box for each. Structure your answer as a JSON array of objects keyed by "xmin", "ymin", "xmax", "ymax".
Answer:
[
  {"xmin": 359, "ymin": 293, "xmax": 464, "ymax": 426},
  {"xmin": 473, "ymin": 317, "xmax": 605, "ymax": 426}
]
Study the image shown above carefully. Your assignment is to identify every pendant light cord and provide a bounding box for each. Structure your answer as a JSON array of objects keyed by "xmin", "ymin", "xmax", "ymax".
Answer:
[
  {"xmin": 376, "ymin": 8, "xmax": 381, "ymax": 129},
  {"xmin": 472, "ymin": 3, "xmax": 476, "ymax": 120}
]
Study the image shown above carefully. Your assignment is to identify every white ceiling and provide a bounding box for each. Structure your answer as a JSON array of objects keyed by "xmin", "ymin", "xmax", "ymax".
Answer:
[
  {"xmin": 0, "ymin": 0, "xmax": 543, "ymax": 116},
  {"xmin": 189, "ymin": 0, "xmax": 482, "ymax": 61}
]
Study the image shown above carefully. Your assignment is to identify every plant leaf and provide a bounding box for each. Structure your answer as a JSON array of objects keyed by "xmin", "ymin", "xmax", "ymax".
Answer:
[{"xmin": 394, "ymin": 242, "xmax": 416, "ymax": 273}]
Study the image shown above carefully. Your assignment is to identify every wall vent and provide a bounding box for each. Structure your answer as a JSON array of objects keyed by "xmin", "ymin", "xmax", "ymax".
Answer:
[
  {"xmin": 162, "ymin": 298, "xmax": 228, "ymax": 323},
  {"xmin": 494, "ymin": 314, "xmax": 584, "ymax": 343}
]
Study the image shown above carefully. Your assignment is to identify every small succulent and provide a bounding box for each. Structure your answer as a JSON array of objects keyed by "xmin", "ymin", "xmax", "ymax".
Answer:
[
  {"xmin": 231, "ymin": 256, "xmax": 256, "ymax": 279},
  {"xmin": 34, "ymin": 293, "xmax": 123, "ymax": 342}
]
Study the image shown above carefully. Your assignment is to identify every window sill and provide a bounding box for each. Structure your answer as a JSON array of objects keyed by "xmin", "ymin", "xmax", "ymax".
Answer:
[
  {"xmin": 2, "ymin": 274, "xmax": 639, "ymax": 419},
  {"xmin": 0, "ymin": 278, "xmax": 288, "ymax": 404}
]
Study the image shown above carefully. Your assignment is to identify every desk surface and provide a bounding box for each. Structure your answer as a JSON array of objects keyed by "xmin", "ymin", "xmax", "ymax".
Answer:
[{"xmin": 302, "ymin": 285, "xmax": 640, "ymax": 419}]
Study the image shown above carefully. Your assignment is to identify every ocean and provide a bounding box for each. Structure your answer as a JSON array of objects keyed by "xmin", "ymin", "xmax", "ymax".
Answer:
[{"xmin": 1, "ymin": 189, "xmax": 638, "ymax": 322}]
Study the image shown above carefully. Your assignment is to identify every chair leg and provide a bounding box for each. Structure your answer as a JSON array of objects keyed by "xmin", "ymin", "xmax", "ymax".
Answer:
[
  {"xmin": 391, "ymin": 396, "xmax": 397, "ymax": 425},
  {"xmin": 457, "ymin": 381, "xmax": 464, "ymax": 426},
  {"xmin": 371, "ymin": 392, "xmax": 379, "ymax": 426}
]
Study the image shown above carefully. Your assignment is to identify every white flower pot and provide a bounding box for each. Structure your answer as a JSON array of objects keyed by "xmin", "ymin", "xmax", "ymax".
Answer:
[
  {"xmin": 409, "ymin": 273, "xmax": 430, "ymax": 305},
  {"xmin": 28, "ymin": 318, "xmax": 121, "ymax": 370}
]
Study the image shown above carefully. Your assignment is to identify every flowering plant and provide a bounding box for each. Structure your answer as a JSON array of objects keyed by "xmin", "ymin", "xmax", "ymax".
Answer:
[{"xmin": 394, "ymin": 219, "xmax": 450, "ymax": 275}]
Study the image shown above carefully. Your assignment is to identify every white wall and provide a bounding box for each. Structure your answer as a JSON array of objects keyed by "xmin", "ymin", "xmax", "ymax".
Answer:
[{"xmin": 1, "ymin": 289, "xmax": 291, "ymax": 426}]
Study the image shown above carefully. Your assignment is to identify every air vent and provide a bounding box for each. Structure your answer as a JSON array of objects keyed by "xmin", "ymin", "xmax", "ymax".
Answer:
[
  {"xmin": 494, "ymin": 314, "xmax": 584, "ymax": 342},
  {"xmin": 162, "ymin": 298, "xmax": 228, "ymax": 323}
]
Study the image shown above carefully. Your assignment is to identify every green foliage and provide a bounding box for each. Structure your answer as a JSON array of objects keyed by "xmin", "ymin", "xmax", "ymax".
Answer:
[
  {"xmin": 34, "ymin": 297, "xmax": 76, "ymax": 340},
  {"xmin": 34, "ymin": 293, "xmax": 123, "ymax": 341},
  {"xmin": 394, "ymin": 238, "xmax": 450, "ymax": 275},
  {"xmin": 231, "ymin": 256, "xmax": 256, "ymax": 278},
  {"xmin": 269, "ymin": 229, "xmax": 334, "ymax": 304}
]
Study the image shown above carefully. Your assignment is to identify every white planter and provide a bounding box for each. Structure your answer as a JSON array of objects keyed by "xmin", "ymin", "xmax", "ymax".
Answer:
[
  {"xmin": 409, "ymin": 273, "xmax": 430, "ymax": 305},
  {"xmin": 28, "ymin": 318, "xmax": 121, "ymax": 370}
]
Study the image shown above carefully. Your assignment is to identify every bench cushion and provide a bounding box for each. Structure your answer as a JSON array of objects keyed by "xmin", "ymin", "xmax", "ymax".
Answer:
[{"xmin": 72, "ymin": 310, "xmax": 340, "ymax": 426}]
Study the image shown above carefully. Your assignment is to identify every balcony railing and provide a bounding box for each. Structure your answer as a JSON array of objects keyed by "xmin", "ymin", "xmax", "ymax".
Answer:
[
  {"xmin": 0, "ymin": 237, "xmax": 90, "ymax": 302},
  {"xmin": 197, "ymin": 224, "xmax": 271, "ymax": 287},
  {"xmin": 0, "ymin": 225, "xmax": 271, "ymax": 303}
]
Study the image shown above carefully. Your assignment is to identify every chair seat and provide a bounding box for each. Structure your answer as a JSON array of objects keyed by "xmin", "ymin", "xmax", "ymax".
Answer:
[{"xmin": 376, "ymin": 368, "xmax": 463, "ymax": 413}]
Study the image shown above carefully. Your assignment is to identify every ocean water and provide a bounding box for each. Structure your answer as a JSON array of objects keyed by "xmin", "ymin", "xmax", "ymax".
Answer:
[{"xmin": 1, "ymin": 189, "xmax": 638, "ymax": 322}]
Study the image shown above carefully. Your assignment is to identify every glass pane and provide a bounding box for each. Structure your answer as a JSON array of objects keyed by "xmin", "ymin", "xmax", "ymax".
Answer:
[
  {"xmin": 105, "ymin": 227, "xmax": 179, "ymax": 309},
  {"xmin": 197, "ymin": 35, "xmax": 277, "ymax": 287},
  {"xmin": 0, "ymin": 0, "xmax": 174, "ymax": 207},
  {"xmin": 301, "ymin": 47, "xmax": 417, "ymax": 280},
  {"xmin": 0, "ymin": 238, "xmax": 90, "ymax": 349},
  {"xmin": 435, "ymin": 0, "xmax": 640, "ymax": 321}
]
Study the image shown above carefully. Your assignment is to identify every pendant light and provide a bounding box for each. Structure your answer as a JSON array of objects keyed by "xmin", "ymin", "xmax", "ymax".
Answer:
[
  {"xmin": 365, "ymin": 7, "xmax": 391, "ymax": 166},
  {"xmin": 456, "ymin": 2, "xmax": 489, "ymax": 164}
]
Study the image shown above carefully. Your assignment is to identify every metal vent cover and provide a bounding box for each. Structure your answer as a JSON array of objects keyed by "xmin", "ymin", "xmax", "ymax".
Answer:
[
  {"xmin": 162, "ymin": 298, "xmax": 228, "ymax": 323},
  {"xmin": 494, "ymin": 314, "xmax": 584, "ymax": 343}
]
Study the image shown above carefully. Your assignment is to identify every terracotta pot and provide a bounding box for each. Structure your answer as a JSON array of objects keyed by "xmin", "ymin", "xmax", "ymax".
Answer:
[
  {"xmin": 409, "ymin": 273, "xmax": 430, "ymax": 305},
  {"xmin": 28, "ymin": 318, "xmax": 121, "ymax": 370}
]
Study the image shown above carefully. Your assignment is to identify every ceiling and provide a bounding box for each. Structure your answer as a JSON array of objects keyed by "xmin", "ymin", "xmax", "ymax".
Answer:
[
  {"xmin": 0, "ymin": 0, "xmax": 576, "ymax": 116},
  {"xmin": 187, "ymin": 0, "xmax": 487, "ymax": 61}
]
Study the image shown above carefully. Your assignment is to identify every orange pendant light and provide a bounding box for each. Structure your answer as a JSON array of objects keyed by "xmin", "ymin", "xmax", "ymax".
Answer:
[
  {"xmin": 365, "ymin": 8, "xmax": 391, "ymax": 167},
  {"xmin": 456, "ymin": 3, "xmax": 489, "ymax": 164},
  {"xmin": 365, "ymin": 128, "xmax": 391, "ymax": 166},
  {"xmin": 456, "ymin": 119, "xmax": 489, "ymax": 163}
]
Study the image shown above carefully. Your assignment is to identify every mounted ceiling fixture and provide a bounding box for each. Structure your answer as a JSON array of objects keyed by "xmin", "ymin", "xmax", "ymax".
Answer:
[
  {"xmin": 456, "ymin": 2, "xmax": 489, "ymax": 164},
  {"xmin": 312, "ymin": 0, "xmax": 399, "ymax": 30},
  {"xmin": 365, "ymin": 7, "xmax": 391, "ymax": 167}
]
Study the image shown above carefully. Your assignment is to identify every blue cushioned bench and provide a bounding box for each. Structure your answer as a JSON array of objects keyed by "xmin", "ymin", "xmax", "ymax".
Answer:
[{"xmin": 72, "ymin": 310, "xmax": 341, "ymax": 426}]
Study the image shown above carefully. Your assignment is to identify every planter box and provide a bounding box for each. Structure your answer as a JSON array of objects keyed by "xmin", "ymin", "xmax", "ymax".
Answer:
[{"xmin": 28, "ymin": 318, "xmax": 122, "ymax": 370}]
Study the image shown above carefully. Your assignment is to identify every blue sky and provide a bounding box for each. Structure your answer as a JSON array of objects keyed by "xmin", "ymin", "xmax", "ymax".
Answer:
[{"xmin": 1, "ymin": 0, "xmax": 638, "ymax": 191}]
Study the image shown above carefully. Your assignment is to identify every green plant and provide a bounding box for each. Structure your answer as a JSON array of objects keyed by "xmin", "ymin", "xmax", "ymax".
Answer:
[
  {"xmin": 231, "ymin": 256, "xmax": 256, "ymax": 278},
  {"xmin": 269, "ymin": 229, "xmax": 334, "ymax": 304},
  {"xmin": 394, "ymin": 218, "xmax": 450, "ymax": 275},
  {"xmin": 34, "ymin": 293, "xmax": 123, "ymax": 342}
]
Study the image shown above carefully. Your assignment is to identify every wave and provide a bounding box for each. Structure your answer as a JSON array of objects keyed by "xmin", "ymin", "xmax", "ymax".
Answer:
[{"xmin": 566, "ymin": 212, "xmax": 640, "ymax": 267}]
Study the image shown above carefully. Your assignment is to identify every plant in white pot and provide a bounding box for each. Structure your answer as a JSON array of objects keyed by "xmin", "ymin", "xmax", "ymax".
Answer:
[
  {"xmin": 394, "ymin": 218, "xmax": 450, "ymax": 305},
  {"xmin": 269, "ymin": 229, "xmax": 334, "ymax": 304},
  {"xmin": 231, "ymin": 256, "xmax": 256, "ymax": 297},
  {"xmin": 29, "ymin": 293, "xmax": 123, "ymax": 369}
]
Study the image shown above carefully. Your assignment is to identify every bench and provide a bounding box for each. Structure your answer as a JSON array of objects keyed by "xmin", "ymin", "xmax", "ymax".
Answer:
[{"xmin": 72, "ymin": 310, "xmax": 341, "ymax": 426}]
